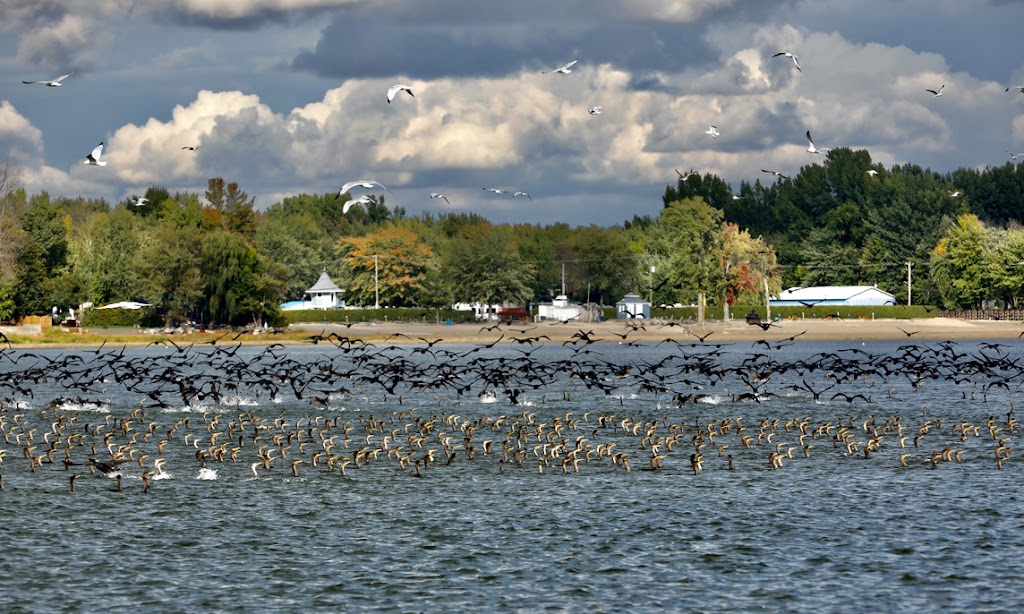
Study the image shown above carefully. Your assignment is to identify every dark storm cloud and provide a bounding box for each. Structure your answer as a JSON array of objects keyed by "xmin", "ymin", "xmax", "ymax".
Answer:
[
  {"xmin": 288, "ymin": 0, "xmax": 802, "ymax": 82},
  {"xmin": 796, "ymin": 0, "xmax": 1024, "ymax": 81},
  {"xmin": 292, "ymin": 19, "xmax": 721, "ymax": 81},
  {"xmin": 148, "ymin": 4, "xmax": 336, "ymax": 31}
]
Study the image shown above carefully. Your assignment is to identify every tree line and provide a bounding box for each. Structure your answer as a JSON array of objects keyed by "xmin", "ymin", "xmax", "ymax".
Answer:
[{"xmin": 1, "ymin": 148, "xmax": 1022, "ymax": 326}]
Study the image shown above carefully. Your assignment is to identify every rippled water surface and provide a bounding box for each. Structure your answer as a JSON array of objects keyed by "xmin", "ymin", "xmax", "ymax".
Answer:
[{"xmin": 1, "ymin": 339, "xmax": 1022, "ymax": 612}]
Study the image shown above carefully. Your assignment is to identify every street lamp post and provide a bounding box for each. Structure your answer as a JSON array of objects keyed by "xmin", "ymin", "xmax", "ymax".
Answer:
[{"xmin": 374, "ymin": 254, "xmax": 379, "ymax": 309}]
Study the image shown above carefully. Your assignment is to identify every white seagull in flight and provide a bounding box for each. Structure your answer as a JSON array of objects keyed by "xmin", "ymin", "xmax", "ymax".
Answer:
[
  {"xmin": 805, "ymin": 130, "xmax": 827, "ymax": 154},
  {"xmin": 866, "ymin": 169, "xmax": 879, "ymax": 177},
  {"xmin": 1008, "ymin": 151, "xmax": 1024, "ymax": 161},
  {"xmin": 342, "ymin": 195, "xmax": 374, "ymax": 214},
  {"xmin": 926, "ymin": 84, "xmax": 945, "ymax": 97},
  {"xmin": 542, "ymin": 59, "xmax": 578, "ymax": 75},
  {"xmin": 430, "ymin": 192, "xmax": 451, "ymax": 205},
  {"xmin": 1006, "ymin": 86, "xmax": 1024, "ymax": 94},
  {"xmin": 675, "ymin": 169, "xmax": 698, "ymax": 180},
  {"xmin": 181, "ymin": 145, "xmax": 201, "ymax": 151},
  {"xmin": 482, "ymin": 187, "xmax": 509, "ymax": 195},
  {"xmin": 513, "ymin": 191, "xmax": 533, "ymax": 202},
  {"xmin": 83, "ymin": 142, "xmax": 107, "ymax": 166},
  {"xmin": 387, "ymin": 84, "xmax": 414, "ymax": 104},
  {"xmin": 772, "ymin": 51, "xmax": 801, "ymax": 71},
  {"xmin": 23, "ymin": 72, "xmax": 73, "ymax": 87},
  {"xmin": 762, "ymin": 169, "xmax": 789, "ymax": 180},
  {"xmin": 948, "ymin": 190, "xmax": 963, "ymax": 197},
  {"xmin": 588, "ymin": 106, "xmax": 603, "ymax": 115},
  {"xmin": 132, "ymin": 197, "xmax": 148, "ymax": 207},
  {"xmin": 336, "ymin": 179, "xmax": 391, "ymax": 198},
  {"xmin": 705, "ymin": 125, "xmax": 720, "ymax": 140}
]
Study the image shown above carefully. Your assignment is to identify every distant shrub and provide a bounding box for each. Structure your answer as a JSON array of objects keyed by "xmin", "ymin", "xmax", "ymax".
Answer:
[
  {"xmin": 82, "ymin": 308, "xmax": 149, "ymax": 327},
  {"xmin": 281, "ymin": 308, "xmax": 473, "ymax": 325},
  {"xmin": 649, "ymin": 304, "xmax": 939, "ymax": 321}
]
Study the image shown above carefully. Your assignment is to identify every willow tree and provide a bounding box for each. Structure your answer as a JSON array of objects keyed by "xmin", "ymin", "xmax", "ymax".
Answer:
[{"xmin": 199, "ymin": 229, "xmax": 265, "ymax": 324}]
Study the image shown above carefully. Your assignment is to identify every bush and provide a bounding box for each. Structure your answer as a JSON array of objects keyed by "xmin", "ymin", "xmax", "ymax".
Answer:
[
  {"xmin": 648, "ymin": 304, "xmax": 939, "ymax": 321},
  {"xmin": 81, "ymin": 307, "xmax": 164, "ymax": 328},
  {"xmin": 281, "ymin": 307, "xmax": 474, "ymax": 325}
]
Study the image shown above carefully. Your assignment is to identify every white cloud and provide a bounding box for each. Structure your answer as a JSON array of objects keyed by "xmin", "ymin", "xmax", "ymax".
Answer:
[{"xmin": 0, "ymin": 101, "xmax": 44, "ymax": 163}]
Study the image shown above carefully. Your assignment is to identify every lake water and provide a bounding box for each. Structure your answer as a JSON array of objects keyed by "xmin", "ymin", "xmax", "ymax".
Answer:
[{"xmin": 0, "ymin": 339, "xmax": 1021, "ymax": 612}]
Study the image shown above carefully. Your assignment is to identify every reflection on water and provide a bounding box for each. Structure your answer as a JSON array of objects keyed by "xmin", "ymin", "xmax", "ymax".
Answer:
[{"xmin": 0, "ymin": 339, "xmax": 1022, "ymax": 611}]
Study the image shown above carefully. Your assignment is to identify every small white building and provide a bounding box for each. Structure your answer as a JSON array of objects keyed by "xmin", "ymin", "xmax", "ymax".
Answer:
[
  {"xmin": 616, "ymin": 293, "xmax": 651, "ymax": 319},
  {"xmin": 537, "ymin": 295, "xmax": 582, "ymax": 321},
  {"xmin": 771, "ymin": 285, "xmax": 897, "ymax": 307},
  {"xmin": 280, "ymin": 270, "xmax": 345, "ymax": 311},
  {"xmin": 452, "ymin": 302, "xmax": 505, "ymax": 321}
]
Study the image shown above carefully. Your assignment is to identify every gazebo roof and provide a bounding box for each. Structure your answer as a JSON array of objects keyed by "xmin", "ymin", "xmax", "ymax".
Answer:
[{"xmin": 305, "ymin": 270, "xmax": 342, "ymax": 294}]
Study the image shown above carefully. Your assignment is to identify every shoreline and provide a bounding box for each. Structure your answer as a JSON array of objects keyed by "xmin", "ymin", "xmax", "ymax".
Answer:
[{"xmin": 4, "ymin": 317, "xmax": 1023, "ymax": 348}]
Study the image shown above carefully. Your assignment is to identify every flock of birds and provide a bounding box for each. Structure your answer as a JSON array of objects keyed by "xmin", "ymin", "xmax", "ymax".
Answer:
[
  {"xmin": 26, "ymin": 46, "xmax": 1007, "ymax": 216},
  {"xmin": 0, "ymin": 321, "xmax": 1020, "ymax": 493},
  {"xmin": 19, "ymin": 56, "xmax": 590, "ymax": 215}
]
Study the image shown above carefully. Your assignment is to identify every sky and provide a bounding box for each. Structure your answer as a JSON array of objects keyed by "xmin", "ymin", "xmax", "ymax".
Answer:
[{"xmin": 2, "ymin": 0, "xmax": 1024, "ymax": 226}]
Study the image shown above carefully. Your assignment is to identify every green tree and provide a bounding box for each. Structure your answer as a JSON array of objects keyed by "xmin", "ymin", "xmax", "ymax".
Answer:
[
  {"xmin": 13, "ymin": 192, "xmax": 72, "ymax": 314},
  {"xmin": 566, "ymin": 225, "xmax": 641, "ymax": 305},
  {"xmin": 254, "ymin": 215, "xmax": 333, "ymax": 301},
  {"xmin": 797, "ymin": 228, "xmax": 860, "ymax": 287},
  {"xmin": 136, "ymin": 223, "xmax": 203, "ymax": 325},
  {"xmin": 0, "ymin": 160, "xmax": 26, "ymax": 281},
  {"xmin": 442, "ymin": 225, "xmax": 534, "ymax": 306},
  {"xmin": 70, "ymin": 207, "xmax": 142, "ymax": 304},
  {"xmin": 646, "ymin": 197, "xmax": 724, "ymax": 305},
  {"xmin": 931, "ymin": 214, "xmax": 994, "ymax": 308},
  {"xmin": 206, "ymin": 177, "xmax": 257, "ymax": 236}
]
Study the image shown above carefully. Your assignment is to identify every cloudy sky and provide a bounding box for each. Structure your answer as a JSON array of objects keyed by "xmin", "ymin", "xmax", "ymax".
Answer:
[{"xmin": 2, "ymin": 0, "xmax": 1024, "ymax": 226}]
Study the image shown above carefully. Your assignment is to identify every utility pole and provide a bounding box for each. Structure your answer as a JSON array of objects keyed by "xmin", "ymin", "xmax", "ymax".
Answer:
[
  {"xmin": 561, "ymin": 262, "xmax": 565, "ymax": 296},
  {"xmin": 906, "ymin": 262, "xmax": 912, "ymax": 306},
  {"xmin": 374, "ymin": 254, "xmax": 379, "ymax": 309},
  {"xmin": 764, "ymin": 277, "xmax": 771, "ymax": 321},
  {"xmin": 648, "ymin": 256, "xmax": 655, "ymax": 305}
]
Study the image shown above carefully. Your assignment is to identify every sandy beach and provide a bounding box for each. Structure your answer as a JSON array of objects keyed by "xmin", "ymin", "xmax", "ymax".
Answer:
[
  {"xmin": 5, "ymin": 316, "xmax": 1023, "ymax": 348},
  {"xmin": 287, "ymin": 316, "xmax": 1024, "ymax": 344}
]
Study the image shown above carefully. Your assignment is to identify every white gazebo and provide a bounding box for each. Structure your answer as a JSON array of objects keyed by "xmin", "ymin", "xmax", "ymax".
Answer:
[{"xmin": 303, "ymin": 269, "xmax": 345, "ymax": 309}]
